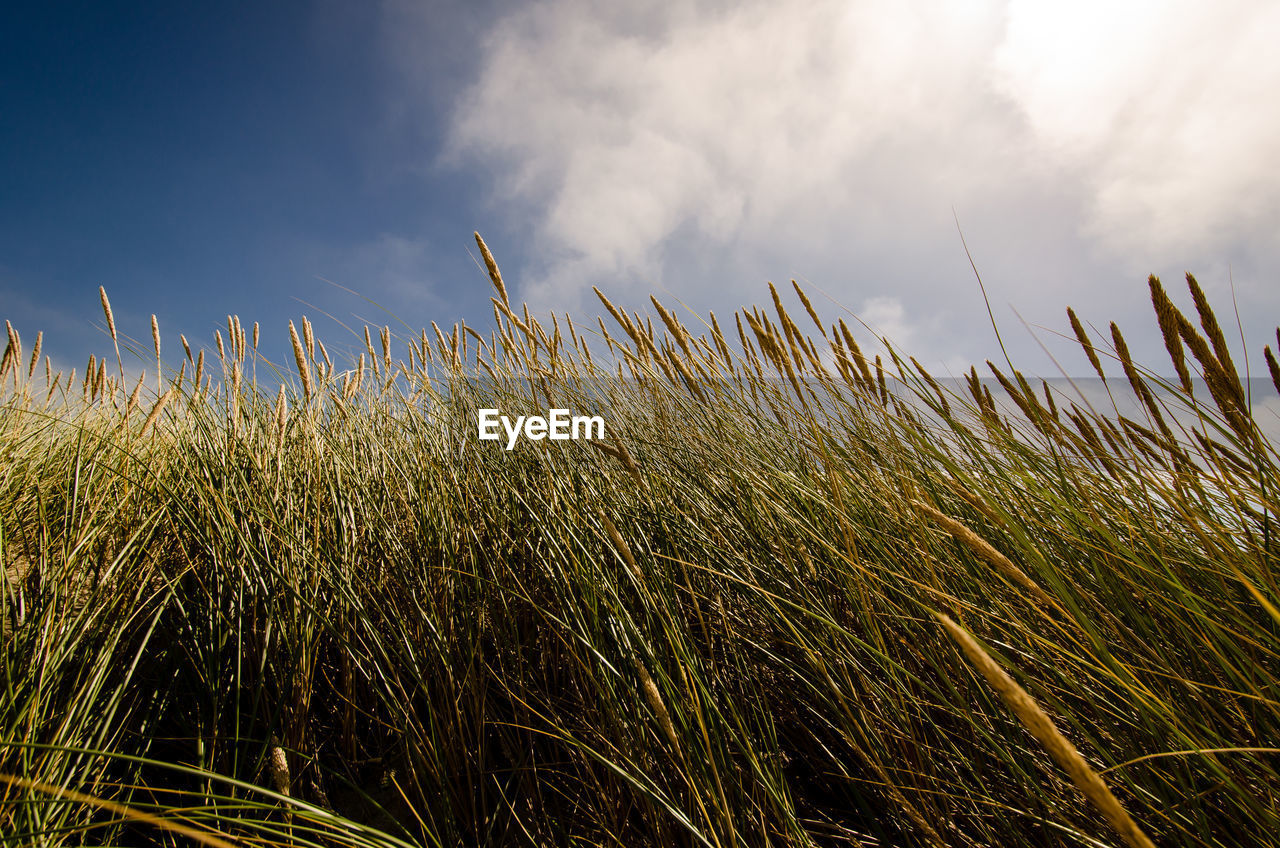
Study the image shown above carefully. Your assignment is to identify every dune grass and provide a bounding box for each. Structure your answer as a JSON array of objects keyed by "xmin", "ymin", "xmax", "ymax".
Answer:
[{"xmin": 2, "ymin": 236, "xmax": 1279, "ymax": 846}]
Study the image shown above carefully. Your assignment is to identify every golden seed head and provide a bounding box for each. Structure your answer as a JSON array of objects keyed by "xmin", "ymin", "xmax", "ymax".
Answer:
[
  {"xmin": 289, "ymin": 320, "xmax": 313, "ymax": 401},
  {"xmin": 914, "ymin": 500, "xmax": 1057, "ymax": 610},
  {"xmin": 99, "ymin": 286, "xmax": 117, "ymax": 343},
  {"xmin": 1185, "ymin": 272, "xmax": 1237, "ymax": 382},
  {"xmin": 875, "ymin": 355, "xmax": 887, "ymax": 405},
  {"xmin": 1265, "ymin": 345, "xmax": 1280, "ymax": 395},
  {"xmin": 303, "ymin": 316, "xmax": 315, "ymax": 360},
  {"xmin": 146, "ymin": 313, "xmax": 159, "ymax": 358},
  {"xmin": 1176, "ymin": 311, "xmax": 1246, "ymax": 431},
  {"xmin": 123, "ymin": 371, "xmax": 145, "ymax": 420},
  {"xmin": 474, "ymin": 231, "xmax": 509, "ymax": 306},
  {"xmin": 912, "ymin": 355, "xmax": 950, "ymax": 417},
  {"xmin": 937, "ymin": 614, "xmax": 1155, "ymax": 848},
  {"xmin": 791, "ymin": 279, "xmax": 827, "ymax": 337},
  {"xmin": 140, "ymin": 387, "xmax": 175, "ymax": 437},
  {"xmin": 274, "ymin": 384, "xmax": 288, "ymax": 449},
  {"xmin": 1109, "ymin": 322, "xmax": 1144, "ymax": 394},
  {"xmin": 28, "ymin": 331, "xmax": 42, "ymax": 380},
  {"xmin": 0, "ymin": 354, "xmax": 11, "ymax": 388},
  {"xmin": 1067, "ymin": 307, "xmax": 1105, "ymax": 381},
  {"xmin": 269, "ymin": 739, "xmax": 291, "ymax": 797},
  {"xmin": 1148, "ymin": 275, "xmax": 1192, "ymax": 393},
  {"xmin": 635, "ymin": 659, "xmax": 681, "ymax": 752}
]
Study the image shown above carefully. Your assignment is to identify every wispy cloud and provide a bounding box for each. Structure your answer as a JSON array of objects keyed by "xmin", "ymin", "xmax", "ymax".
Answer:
[{"xmin": 394, "ymin": 0, "xmax": 1280, "ymax": 371}]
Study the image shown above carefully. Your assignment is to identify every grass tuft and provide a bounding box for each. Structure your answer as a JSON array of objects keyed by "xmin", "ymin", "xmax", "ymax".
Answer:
[{"xmin": 2, "ymin": 258, "xmax": 1278, "ymax": 846}]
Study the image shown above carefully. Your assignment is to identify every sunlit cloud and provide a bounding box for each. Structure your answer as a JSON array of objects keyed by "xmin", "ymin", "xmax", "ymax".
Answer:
[
  {"xmin": 409, "ymin": 0, "xmax": 1280, "ymax": 371},
  {"xmin": 991, "ymin": 0, "xmax": 1280, "ymax": 257}
]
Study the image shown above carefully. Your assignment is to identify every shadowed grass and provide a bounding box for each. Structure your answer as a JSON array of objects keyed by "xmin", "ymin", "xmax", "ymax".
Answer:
[{"xmin": 2, "ymin": 242, "xmax": 1278, "ymax": 846}]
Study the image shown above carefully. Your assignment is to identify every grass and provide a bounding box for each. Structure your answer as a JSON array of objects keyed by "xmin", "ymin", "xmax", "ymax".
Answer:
[{"xmin": 1, "ymin": 234, "xmax": 1278, "ymax": 846}]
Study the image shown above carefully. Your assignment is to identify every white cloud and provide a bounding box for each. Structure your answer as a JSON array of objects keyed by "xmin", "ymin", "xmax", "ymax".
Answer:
[
  {"xmin": 416, "ymin": 0, "xmax": 1280, "ymax": 373},
  {"xmin": 991, "ymin": 0, "xmax": 1280, "ymax": 256},
  {"xmin": 445, "ymin": 1, "xmax": 1019, "ymax": 305},
  {"xmin": 856, "ymin": 296, "xmax": 917, "ymax": 349}
]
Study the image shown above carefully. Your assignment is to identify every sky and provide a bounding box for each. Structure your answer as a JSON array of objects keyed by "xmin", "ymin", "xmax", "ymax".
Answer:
[{"xmin": 3, "ymin": 0, "xmax": 1279, "ymax": 388}]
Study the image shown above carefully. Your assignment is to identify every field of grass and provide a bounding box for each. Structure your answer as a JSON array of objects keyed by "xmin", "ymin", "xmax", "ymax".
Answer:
[{"xmin": 2, "ymin": 235, "xmax": 1279, "ymax": 846}]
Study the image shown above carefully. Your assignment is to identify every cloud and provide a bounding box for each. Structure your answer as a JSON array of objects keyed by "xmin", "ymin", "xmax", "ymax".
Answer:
[
  {"xmin": 991, "ymin": 0, "xmax": 1280, "ymax": 257},
  {"xmin": 445, "ymin": 2, "xmax": 1016, "ymax": 297},
  {"xmin": 417, "ymin": 0, "xmax": 1280, "ymax": 372},
  {"xmin": 855, "ymin": 296, "xmax": 916, "ymax": 349}
]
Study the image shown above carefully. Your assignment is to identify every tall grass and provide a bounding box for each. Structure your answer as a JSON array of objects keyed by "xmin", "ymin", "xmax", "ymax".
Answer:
[{"xmin": 1, "ymin": 237, "xmax": 1278, "ymax": 846}]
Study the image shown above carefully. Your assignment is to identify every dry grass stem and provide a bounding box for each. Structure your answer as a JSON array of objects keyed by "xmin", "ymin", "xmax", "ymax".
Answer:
[
  {"xmin": 937, "ymin": 614, "xmax": 1156, "ymax": 848},
  {"xmin": 1149, "ymin": 275, "xmax": 1192, "ymax": 393},
  {"xmin": 99, "ymin": 286, "xmax": 124, "ymax": 381},
  {"xmin": 3, "ymin": 251, "xmax": 1275, "ymax": 847},
  {"xmin": 28, "ymin": 331, "xmax": 42, "ymax": 381},
  {"xmin": 791, "ymin": 279, "xmax": 827, "ymax": 338},
  {"xmin": 1266, "ymin": 345, "xmax": 1280, "ymax": 395},
  {"xmin": 913, "ymin": 500, "xmax": 1059, "ymax": 612},
  {"xmin": 635, "ymin": 660, "xmax": 682, "ymax": 755},
  {"xmin": 139, "ymin": 387, "xmax": 175, "ymax": 437},
  {"xmin": 0, "ymin": 774, "xmax": 239, "ymax": 848},
  {"xmin": 1186, "ymin": 273, "xmax": 1240, "ymax": 393},
  {"xmin": 1068, "ymin": 307, "xmax": 1106, "ymax": 381},
  {"xmin": 475, "ymin": 231, "xmax": 509, "ymax": 307},
  {"xmin": 288, "ymin": 320, "xmax": 313, "ymax": 402}
]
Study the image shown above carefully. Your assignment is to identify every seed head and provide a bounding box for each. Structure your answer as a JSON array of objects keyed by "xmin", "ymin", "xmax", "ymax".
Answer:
[
  {"xmin": 475, "ymin": 231, "xmax": 510, "ymax": 307},
  {"xmin": 289, "ymin": 320, "xmax": 313, "ymax": 402},
  {"xmin": 938, "ymin": 614, "xmax": 1155, "ymax": 848},
  {"xmin": 1068, "ymin": 307, "xmax": 1105, "ymax": 381}
]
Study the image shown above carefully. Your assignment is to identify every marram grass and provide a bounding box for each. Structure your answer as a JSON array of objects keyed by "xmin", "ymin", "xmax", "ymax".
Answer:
[{"xmin": 1, "ymin": 237, "xmax": 1279, "ymax": 846}]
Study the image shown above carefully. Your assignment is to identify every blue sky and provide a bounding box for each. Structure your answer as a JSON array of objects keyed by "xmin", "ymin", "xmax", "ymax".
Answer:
[
  {"xmin": 1, "ymin": 0, "xmax": 509, "ymax": 377},
  {"xmin": 4, "ymin": 0, "xmax": 1280, "ymax": 387}
]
